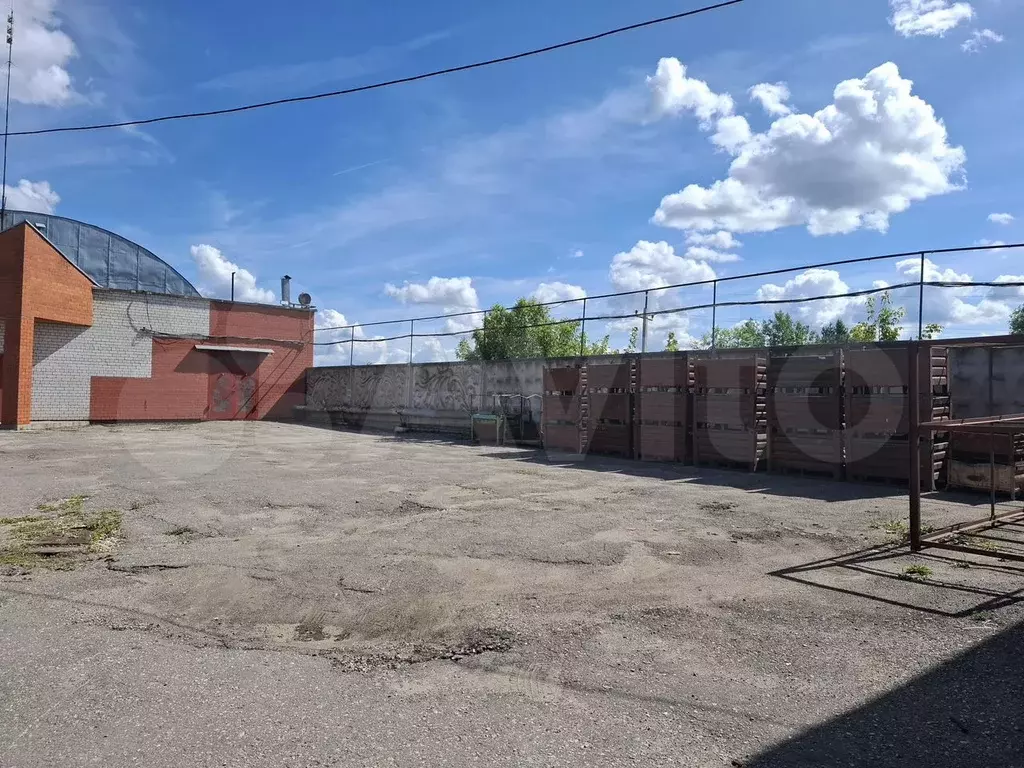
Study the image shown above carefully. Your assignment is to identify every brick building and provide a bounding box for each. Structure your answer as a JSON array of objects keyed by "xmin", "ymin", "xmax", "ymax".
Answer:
[{"xmin": 0, "ymin": 213, "xmax": 313, "ymax": 429}]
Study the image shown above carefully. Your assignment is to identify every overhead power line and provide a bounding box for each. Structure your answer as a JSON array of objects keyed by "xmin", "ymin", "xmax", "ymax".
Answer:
[{"xmin": 5, "ymin": 0, "xmax": 745, "ymax": 138}]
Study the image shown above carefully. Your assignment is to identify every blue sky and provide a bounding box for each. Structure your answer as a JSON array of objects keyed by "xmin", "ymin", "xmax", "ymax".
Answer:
[{"xmin": 6, "ymin": 0, "xmax": 1024, "ymax": 362}]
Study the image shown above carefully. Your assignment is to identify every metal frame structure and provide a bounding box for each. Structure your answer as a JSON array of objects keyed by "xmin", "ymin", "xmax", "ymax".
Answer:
[
  {"xmin": 313, "ymin": 242, "xmax": 1024, "ymax": 361},
  {"xmin": 908, "ymin": 341, "xmax": 1024, "ymax": 562}
]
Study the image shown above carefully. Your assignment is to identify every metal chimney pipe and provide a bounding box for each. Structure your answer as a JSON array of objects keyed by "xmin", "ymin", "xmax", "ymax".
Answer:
[{"xmin": 281, "ymin": 275, "xmax": 292, "ymax": 305}]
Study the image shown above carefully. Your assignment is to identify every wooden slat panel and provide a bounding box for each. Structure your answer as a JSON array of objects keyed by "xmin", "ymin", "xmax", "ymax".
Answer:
[
  {"xmin": 542, "ymin": 395, "xmax": 579, "ymax": 424},
  {"xmin": 638, "ymin": 424, "xmax": 687, "ymax": 462},
  {"xmin": 588, "ymin": 393, "xmax": 631, "ymax": 423},
  {"xmin": 543, "ymin": 424, "xmax": 582, "ymax": 452},
  {"xmin": 586, "ymin": 364, "xmax": 631, "ymax": 391},
  {"xmin": 694, "ymin": 394, "xmax": 762, "ymax": 429},
  {"xmin": 770, "ymin": 395, "xmax": 842, "ymax": 431},
  {"xmin": 637, "ymin": 391, "xmax": 688, "ymax": 424},
  {"xmin": 693, "ymin": 429, "xmax": 763, "ymax": 465},
  {"xmin": 770, "ymin": 433, "xmax": 842, "ymax": 468},
  {"xmin": 767, "ymin": 354, "xmax": 841, "ymax": 388},
  {"xmin": 639, "ymin": 356, "xmax": 691, "ymax": 389},
  {"xmin": 543, "ymin": 366, "xmax": 581, "ymax": 393},
  {"xmin": 693, "ymin": 358, "xmax": 764, "ymax": 390},
  {"xmin": 586, "ymin": 424, "xmax": 632, "ymax": 457}
]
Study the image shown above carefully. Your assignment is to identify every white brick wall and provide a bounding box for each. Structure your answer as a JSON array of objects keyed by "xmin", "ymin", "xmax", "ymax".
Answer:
[{"xmin": 32, "ymin": 291, "xmax": 210, "ymax": 420}]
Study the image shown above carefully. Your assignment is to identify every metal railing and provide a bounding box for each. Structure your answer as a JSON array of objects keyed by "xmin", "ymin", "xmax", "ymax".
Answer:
[{"xmin": 313, "ymin": 241, "xmax": 1024, "ymax": 364}]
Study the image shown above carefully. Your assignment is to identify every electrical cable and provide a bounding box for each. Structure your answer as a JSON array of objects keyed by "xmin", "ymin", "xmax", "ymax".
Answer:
[{"xmin": 4, "ymin": 0, "xmax": 745, "ymax": 139}]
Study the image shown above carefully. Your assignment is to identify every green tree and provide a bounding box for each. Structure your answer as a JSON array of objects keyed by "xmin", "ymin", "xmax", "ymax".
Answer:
[
  {"xmin": 761, "ymin": 311, "xmax": 816, "ymax": 347},
  {"xmin": 818, "ymin": 318, "xmax": 851, "ymax": 344},
  {"xmin": 665, "ymin": 331, "xmax": 680, "ymax": 352},
  {"xmin": 921, "ymin": 323, "xmax": 943, "ymax": 340},
  {"xmin": 626, "ymin": 326, "xmax": 639, "ymax": 353},
  {"xmin": 699, "ymin": 319, "xmax": 765, "ymax": 349},
  {"xmin": 850, "ymin": 292, "xmax": 905, "ymax": 342},
  {"xmin": 455, "ymin": 298, "xmax": 609, "ymax": 361},
  {"xmin": 1011, "ymin": 305, "xmax": 1024, "ymax": 336}
]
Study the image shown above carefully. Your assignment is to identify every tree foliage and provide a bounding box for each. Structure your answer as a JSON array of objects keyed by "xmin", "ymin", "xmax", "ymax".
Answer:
[
  {"xmin": 761, "ymin": 310, "xmax": 817, "ymax": 347},
  {"xmin": 817, "ymin": 319, "xmax": 850, "ymax": 344},
  {"xmin": 1011, "ymin": 305, "xmax": 1024, "ymax": 336},
  {"xmin": 455, "ymin": 298, "xmax": 609, "ymax": 361},
  {"xmin": 665, "ymin": 331, "xmax": 680, "ymax": 352},
  {"xmin": 850, "ymin": 292, "xmax": 905, "ymax": 342}
]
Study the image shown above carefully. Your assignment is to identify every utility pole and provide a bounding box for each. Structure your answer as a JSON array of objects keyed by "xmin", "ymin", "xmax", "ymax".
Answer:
[{"xmin": 1, "ymin": 8, "xmax": 13, "ymax": 226}]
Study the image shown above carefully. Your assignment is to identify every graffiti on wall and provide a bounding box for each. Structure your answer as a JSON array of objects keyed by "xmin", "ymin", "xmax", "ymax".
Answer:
[{"xmin": 411, "ymin": 364, "xmax": 481, "ymax": 412}]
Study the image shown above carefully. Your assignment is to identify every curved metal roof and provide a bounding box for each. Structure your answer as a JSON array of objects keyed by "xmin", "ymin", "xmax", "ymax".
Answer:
[{"xmin": 1, "ymin": 210, "xmax": 201, "ymax": 297}]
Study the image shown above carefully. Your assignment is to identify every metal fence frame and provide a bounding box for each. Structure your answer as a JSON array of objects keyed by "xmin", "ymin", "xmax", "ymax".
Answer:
[{"xmin": 314, "ymin": 242, "xmax": 1024, "ymax": 362}]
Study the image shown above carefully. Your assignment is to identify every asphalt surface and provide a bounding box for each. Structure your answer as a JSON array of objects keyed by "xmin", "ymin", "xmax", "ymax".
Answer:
[{"xmin": 1, "ymin": 422, "xmax": 1022, "ymax": 767}]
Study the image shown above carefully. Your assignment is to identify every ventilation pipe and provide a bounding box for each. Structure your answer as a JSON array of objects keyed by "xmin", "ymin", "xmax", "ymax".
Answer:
[{"xmin": 281, "ymin": 275, "xmax": 292, "ymax": 305}]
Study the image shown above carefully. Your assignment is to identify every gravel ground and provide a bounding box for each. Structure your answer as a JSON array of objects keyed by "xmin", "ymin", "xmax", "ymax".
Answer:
[{"xmin": 1, "ymin": 421, "xmax": 1022, "ymax": 767}]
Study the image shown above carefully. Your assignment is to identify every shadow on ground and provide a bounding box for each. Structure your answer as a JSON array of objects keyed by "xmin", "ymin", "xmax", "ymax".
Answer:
[
  {"xmin": 743, "ymin": 618, "xmax": 1024, "ymax": 768},
  {"xmin": 770, "ymin": 540, "xmax": 1024, "ymax": 618}
]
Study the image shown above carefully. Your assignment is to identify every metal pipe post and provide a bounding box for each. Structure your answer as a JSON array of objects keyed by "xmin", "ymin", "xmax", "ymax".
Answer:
[
  {"xmin": 990, "ymin": 426, "xmax": 997, "ymax": 521},
  {"xmin": 349, "ymin": 326, "xmax": 355, "ymax": 367},
  {"xmin": 640, "ymin": 291, "xmax": 649, "ymax": 354},
  {"xmin": 230, "ymin": 272, "xmax": 235, "ymax": 302},
  {"xmin": 711, "ymin": 281, "xmax": 718, "ymax": 351},
  {"xmin": 908, "ymin": 340, "xmax": 922, "ymax": 551},
  {"xmin": 917, "ymin": 251, "xmax": 925, "ymax": 340},
  {"xmin": 579, "ymin": 298, "xmax": 588, "ymax": 357},
  {"xmin": 407, "ymin": 320, "xmax": 415, "ymax": 409}
]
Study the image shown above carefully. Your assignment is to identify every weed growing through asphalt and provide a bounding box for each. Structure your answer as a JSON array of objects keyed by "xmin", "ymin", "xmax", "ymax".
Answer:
[
  {"xmin": 899, "ymin": 564, "xmax": 933, "ymax": 581},
  {"xmin": 871, "ymin": 519, "xmax": 910, "ymax": 541},
  {"xmin": 0, "ymin": 494, "xmax": 123, "ymax": 570}
]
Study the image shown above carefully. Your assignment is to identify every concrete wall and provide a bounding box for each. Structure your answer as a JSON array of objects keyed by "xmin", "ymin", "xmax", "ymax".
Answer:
[{"xmin": 950, "ymin": 346, "xmax": 1024, "ymax": 418}]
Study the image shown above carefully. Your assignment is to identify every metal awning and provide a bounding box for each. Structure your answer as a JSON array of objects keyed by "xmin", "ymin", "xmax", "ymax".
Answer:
[{"xmin": 194, "ymin": 344, "xmax": 274, "ymax": 355}]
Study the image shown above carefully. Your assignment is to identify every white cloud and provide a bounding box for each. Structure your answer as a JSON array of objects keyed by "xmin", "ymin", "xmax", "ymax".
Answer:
[
  {"xmin": 646, "ymin": 57, "xmax": 734, "ymax": 124},
  {"xmin": 711, "ymin": 115, "xmax": 753, "ymax": 153},
  {"xmin": 889, "ymin": 0, "xmax": 974, "ymax": 38},
  {"xmin": 988, "ymin": 212, "xmax": 1014, "ymax": 225},
  {"xmin": 894, "ymin": 257, "xmax": 1012, "ymax": 327},
  {"xmin": 10, "ymin": 0, "xmax": 81, "ymax": 106},
  {"xmin": 609, "ymin": 240, "xmax": 716, "ymax": 297},
  {"xmin": 383, "ymin": 276, "xmax": 478, "ymax": 308},
  {"xmin": 684, "ymin": 245, "xmax": 742, "ymax": 263},
  {"xmin": 189, "ymin": 244, "xmax": 276, "ymax": 304},
  {"xmin": 686, "ymin": 230, "xmax": 742, "ymax": 250},
  {"xmin": 532, "ymin": 281, "xmax": 587, "ymax": 304},
  {"xmin": 757, "ymin": 268, "xmax": 856, "ymax": 326},
  {"xmin": 652, "ymin": 62, "xmax": 966, "ymax": 236},
  {"xmin": 962, "ymin": 28, "xmax": 1004, "ymax": 52},
  {"xmin": 570, "ymin": 249, "xmax": 584, "ymax": 259},
  {"xmin": 895, "ymin": 256, "xmax": 970, "ymax": 283},
  {"xmin": 749, "ymin": 82, "xmax": 792, "ymax": 116},
  {"xmin": 3, "ymin": 178, "xmax": 59, "ymax": 212}
]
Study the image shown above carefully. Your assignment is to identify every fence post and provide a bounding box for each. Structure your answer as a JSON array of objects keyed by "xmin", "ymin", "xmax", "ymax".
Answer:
[
  {"xmin": 579, "ymin": 298, "xmax": 588, "ymax": 357},
  {"xmin": 917, "ymin": 251, "xmax": 925, "ymax": 340},
  {"xmin": 349, "ymin": 326, "xmax": 355, "ymax": 367},
  {"xmin": 407, "ymin": 320, "xmax": 415, "ymax": 410},
  {"xmin": 711, "ymin": 280, "xmax": 718, "ymax": 351},
  {"xmin": 640, "ymin": 290, "xmax": 649, "ymax": 354}
]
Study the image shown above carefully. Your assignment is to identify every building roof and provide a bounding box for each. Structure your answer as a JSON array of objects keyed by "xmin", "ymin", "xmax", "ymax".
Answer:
[{"xmin": 1, "ymin": 210, "xmax": 201, "ymax": 298}]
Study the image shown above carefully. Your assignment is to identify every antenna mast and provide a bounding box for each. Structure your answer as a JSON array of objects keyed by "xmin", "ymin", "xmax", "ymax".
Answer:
[{"xmin": 1, "ymin": 8, "xmax": 12, "ymax": 225}]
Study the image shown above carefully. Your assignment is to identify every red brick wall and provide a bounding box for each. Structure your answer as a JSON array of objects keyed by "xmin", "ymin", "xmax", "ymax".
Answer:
[
  {"xmin": 209, "ymin": 302, "xmax": 313, "ymax": 420},
  {"xmin": 91, "ymin": 340, "xmax": 210, "ymax": 421},
  {"xmin": 1, "ymin": 224, "xmax": 93, "ymax": 427},
  {"xmin": 89, "ymin": 304, "xmax": 313, "ymax": 422}
]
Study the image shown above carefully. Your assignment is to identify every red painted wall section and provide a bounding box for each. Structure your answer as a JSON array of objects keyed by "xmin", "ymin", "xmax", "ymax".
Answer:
[
  {"xmin": 89, "ymin": 303, "xmax": 313, "ymax": 422},
  {"xmin": 209, "ymin": 301, "xmax": 313, "ymax": 420},
  {"xmin": 91, "ymin": 340, "xmax": 210, "ymax": 421}
]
